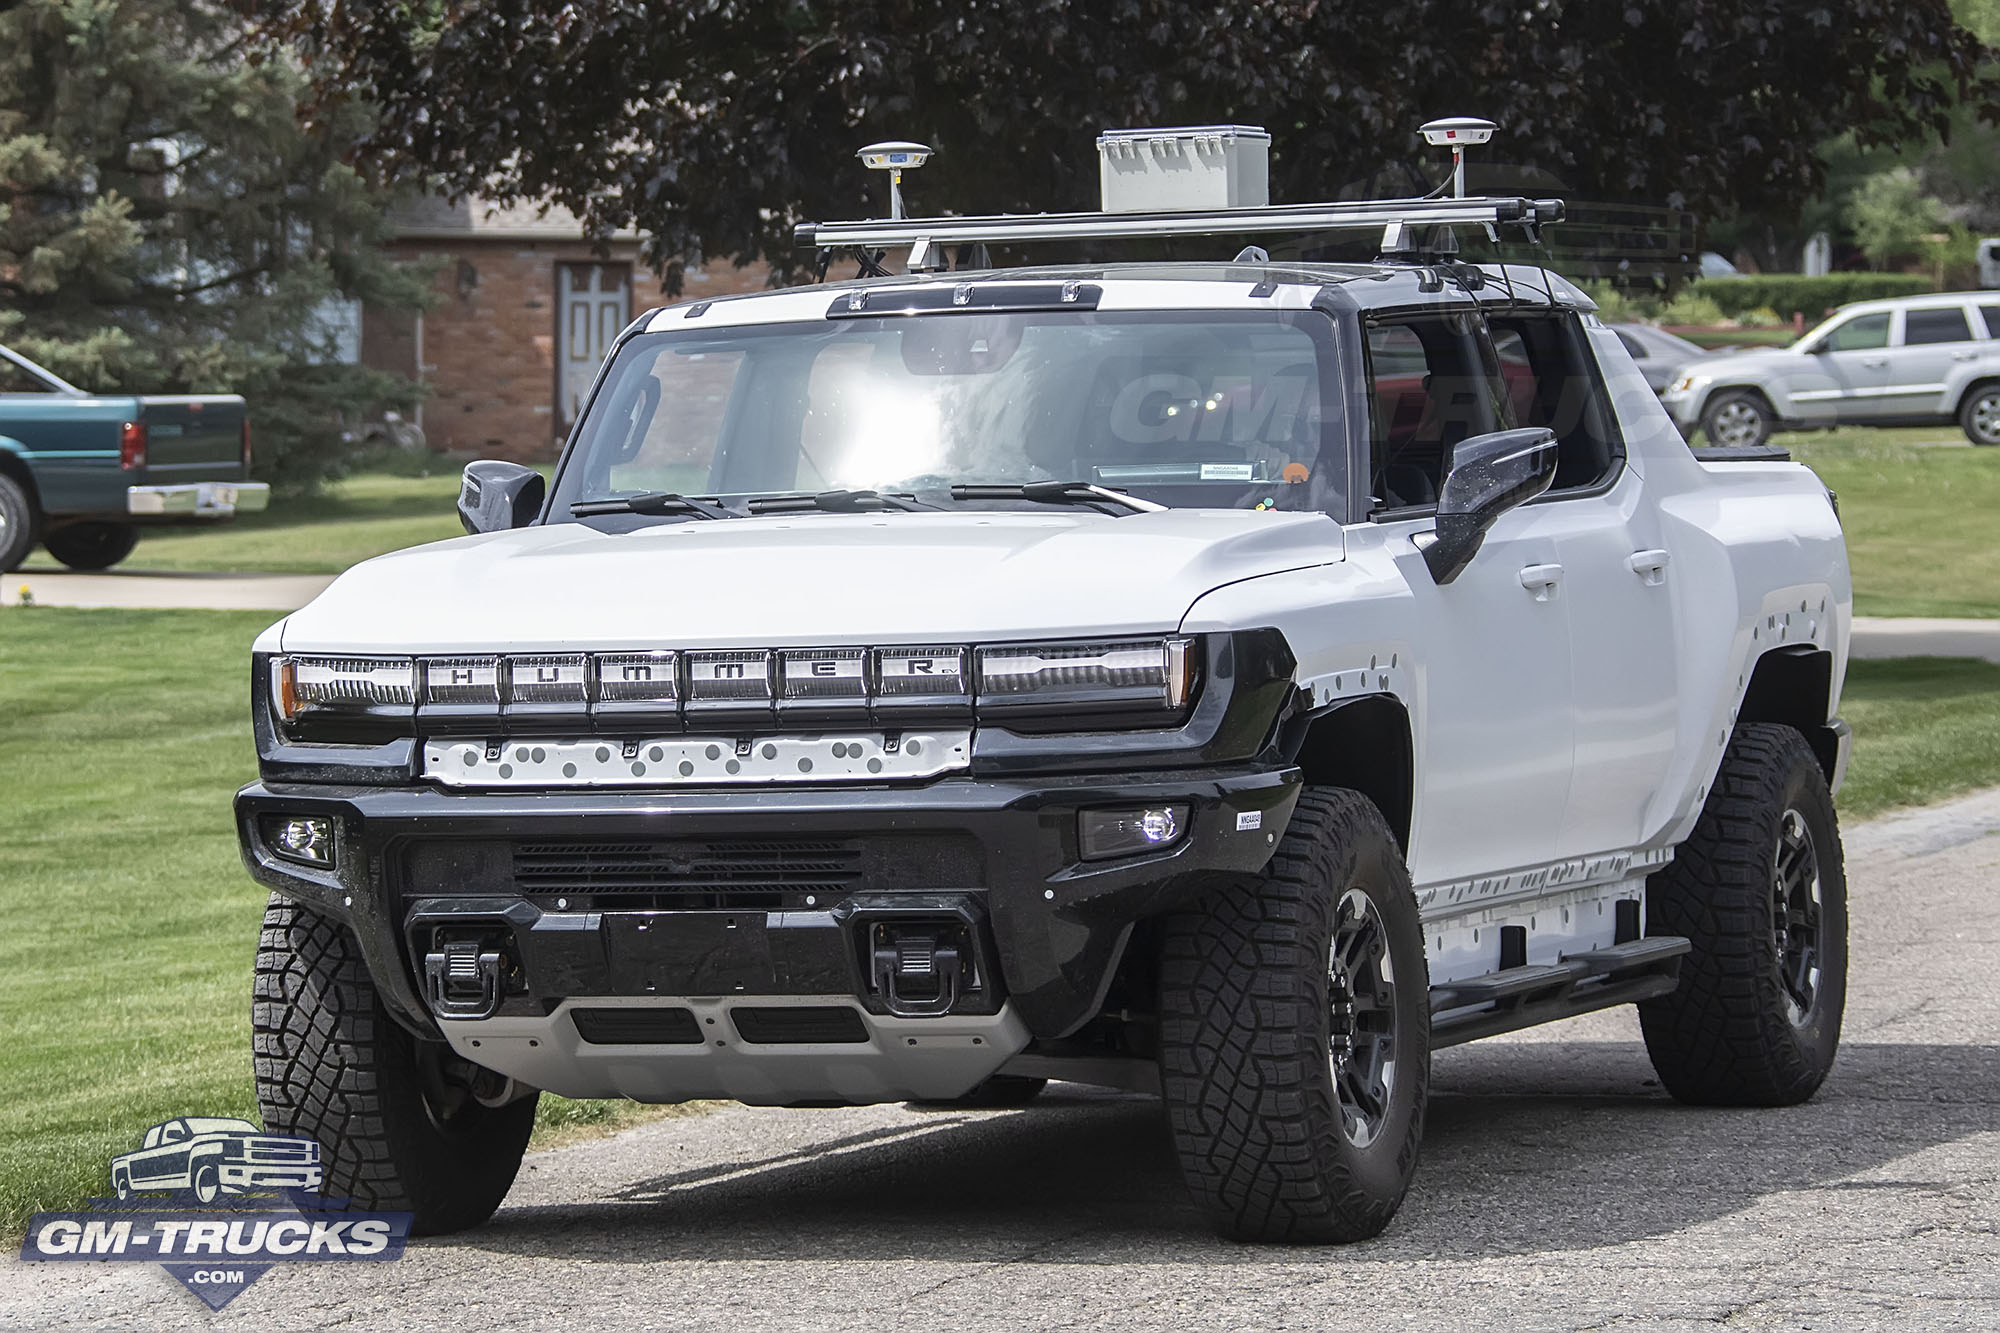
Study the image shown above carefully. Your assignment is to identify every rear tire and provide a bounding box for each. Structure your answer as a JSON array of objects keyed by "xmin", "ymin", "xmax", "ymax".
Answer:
[
  {"xmin": 43, "ymin": 521, "xmax": 139, "ymax": 570},
  {"xmin": 0, "ymin": 475, "xmax": 37, "ymax": 572},
  {"xmin": 1158, "ymin": 788, "xmax": 1429, "ymax": 1244},
  {"xmin": 253, "ymin": 895, "xmax": 538, "ymax": 1233},
  {"xmin": 1700, "ymin": 390, "xmax": 1774, "ymax": 449},
  {"xmin": 1640, "ymin": 724, "xmax": 1847, "ymax": 1106},
  {"xmin": 1959, "ymin": 383, "xmax": 2000, "ymax": 445}
]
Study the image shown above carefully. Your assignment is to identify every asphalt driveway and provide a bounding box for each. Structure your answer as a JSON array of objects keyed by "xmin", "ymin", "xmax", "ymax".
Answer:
[{"xmin": 4, "ymin": 789, "xmax": 1996, "ymax": 1330}]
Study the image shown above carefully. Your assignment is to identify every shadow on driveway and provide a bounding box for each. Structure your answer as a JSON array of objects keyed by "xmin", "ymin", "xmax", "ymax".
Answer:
[{"xmin": 452, "ymin": 1039, "xmax": 1997, "ymax": 1265}]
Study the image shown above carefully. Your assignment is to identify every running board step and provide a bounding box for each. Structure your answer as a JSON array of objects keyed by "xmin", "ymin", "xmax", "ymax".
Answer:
[{"xmin": 1428, "ymin": 935, "xmax": 1692, "ymax": 1049}]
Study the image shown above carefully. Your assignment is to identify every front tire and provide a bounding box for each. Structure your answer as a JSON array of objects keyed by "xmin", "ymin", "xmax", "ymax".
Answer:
[
  {"xmin": 1158, "ymin": 788, "xmax": 1430, "ymax": 1244},
  {"xmin": 0, "ymin": 475, "xmax": 37, "ymax": 572},
  {"xmin": 43, "ymin": 521, "xmax": 139, "ymax": 570},
  {"xmin": 1640, "ymin": 724, "xmax": 1847, "ymax": 1105},
  {"xmin": 253, "ymin": 895, "xmax": 538, "ymax": 1233},
  {"xmin": 1700, "ymin": 390, "xmax": 1774, "ymax": 450},
  {"xmin": 1959, "ymin": 383, "xmax": 2000, "ymax": 445},
  {"xmin": 192, "ymin": 1163, "xmax": 221, "ymax": 1204}
]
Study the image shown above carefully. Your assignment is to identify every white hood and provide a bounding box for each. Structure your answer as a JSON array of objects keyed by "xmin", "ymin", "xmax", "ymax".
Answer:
[{"xmin": 279, "ymin": 509, "xmax": 1345, "ymax": 653}]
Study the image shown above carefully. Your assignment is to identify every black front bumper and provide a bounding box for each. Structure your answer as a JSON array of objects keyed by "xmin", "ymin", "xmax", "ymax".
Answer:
[{"xmin": 237, "ymin": 766, "xmax": 1301, "ymax": 1041}]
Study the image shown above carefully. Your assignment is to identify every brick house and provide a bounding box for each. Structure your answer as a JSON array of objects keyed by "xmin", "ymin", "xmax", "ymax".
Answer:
[{"xmin": 361, "ymin": 196, "xmax": 775, "ymax": 462}]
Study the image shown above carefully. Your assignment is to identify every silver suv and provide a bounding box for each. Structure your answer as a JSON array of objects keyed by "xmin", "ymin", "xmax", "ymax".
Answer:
[{"xmin": 1662, "ymin": 292, "xmax": 2000, "ymax": 448}]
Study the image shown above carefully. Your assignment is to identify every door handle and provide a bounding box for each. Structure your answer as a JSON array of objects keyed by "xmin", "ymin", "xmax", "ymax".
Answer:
[
  {"xmin": 1627, "ymin": 548, "xmax": 1671, "ymax": 586},
  {"xmin": 1954, "ymin": 351, "xmax": 1980, "ymax": 361},
  {"xmin": 1519, "ymin": 563, "xmax": 1564, "ymax": 601},
  {"xmin": 1860, "ymin": 358, "xmax": 1888, "ymax": 368}
]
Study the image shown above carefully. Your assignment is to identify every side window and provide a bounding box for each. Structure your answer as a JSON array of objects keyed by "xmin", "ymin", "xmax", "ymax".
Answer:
[
  {"xmin": 1980, "ymin": 306, "xmax": 2000, "ymax": 339},
  {"xmin": 1615, "ymin": 330, "xmax": 1648, "ymax": 360},
  {"xmin": 1365, "ymin": 313, "xmax": 1498, "ymax": 510},
  {"xmin": 1903, "ymin": 306, "xmax": 1973, "ymax": 346},
  {"xmin": 1484, "ymin": 314, "xmax": 1621, "ymax": 493},
  {"xmin": 1821, "ymin": 312, "xmax": 1891, "ymax": 353}
]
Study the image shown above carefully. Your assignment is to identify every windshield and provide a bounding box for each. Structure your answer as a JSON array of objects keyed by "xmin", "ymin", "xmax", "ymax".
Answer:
[{"xmin": 547, "ymin": 309, "xmax": 1345, "ymax": 519}]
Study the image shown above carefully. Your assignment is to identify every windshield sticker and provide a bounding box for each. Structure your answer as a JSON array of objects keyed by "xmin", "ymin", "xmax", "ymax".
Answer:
[{"xmin": 18, "ymin": 1116, "xmax": 410, "ymax": 1310}]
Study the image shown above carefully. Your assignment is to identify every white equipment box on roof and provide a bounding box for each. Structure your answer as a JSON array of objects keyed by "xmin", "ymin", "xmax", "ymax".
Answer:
[{"xmin": 1096, "ymin": 124, "xmax": 1270, "ymax": 213}]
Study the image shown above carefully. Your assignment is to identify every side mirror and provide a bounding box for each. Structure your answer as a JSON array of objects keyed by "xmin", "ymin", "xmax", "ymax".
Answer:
[
  {"xmin": 1421, "ymin": 427, "xmax": 1560, "ymax": 585},
  {"xmin": 457, "ymin": 460, "xmax": 546, "ymax": 534}
]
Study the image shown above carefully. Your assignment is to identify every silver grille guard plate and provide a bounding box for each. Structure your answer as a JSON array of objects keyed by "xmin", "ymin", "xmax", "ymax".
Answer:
[{"xmin": 422, "ymin": 731, "xmax": 972, "ymax": 788}]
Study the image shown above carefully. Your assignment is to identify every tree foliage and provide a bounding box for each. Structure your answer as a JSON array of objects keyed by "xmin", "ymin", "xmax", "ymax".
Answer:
[
  {"xmin": 252, "ymin": 0, "xmax": 1998, "ymax": 277},
  {"xmin": 0, "ymin": 0, "xmax": 430, "ymax": 490}
]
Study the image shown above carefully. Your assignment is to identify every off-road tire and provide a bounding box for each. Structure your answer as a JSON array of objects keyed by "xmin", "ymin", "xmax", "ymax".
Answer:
[
  {"xmin": 1158, "ymin": 788, "xmax": 1430, "ymax": 1244},
  {"xmin": 253, "ymin": 895, "xmax": 538, "ymax": 1234},
  {"xmin": 1640, "ymin": 723, "xmax": 1847, "ymax": 1106},
  {"xmin": 1958, "ymin": 382, "xmax": 2000, "ymax": 446},
  {"xmin": 1700, "ymin": 390, "xmax": 1774, "ymax": 450},
  {"xmin": 43, "ymin": 521, "xmax": 139, "ymax": 570},
  {"xmin": 0, "ymin": 474, "xmax": 37, "ymax": 572}
]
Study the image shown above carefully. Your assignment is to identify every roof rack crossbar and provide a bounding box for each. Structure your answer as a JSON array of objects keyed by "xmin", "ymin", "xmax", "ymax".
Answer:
[{"xmin": 794, "ymin": 195, "xmax": 1564, "ymax": 252}]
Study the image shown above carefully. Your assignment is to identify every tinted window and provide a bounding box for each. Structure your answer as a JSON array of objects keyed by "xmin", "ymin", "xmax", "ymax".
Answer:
[
  {"xmin": 1821, "ymin": 313, "xmax": 1891, "ymax": 352},
  {"xmin": 1903, "ymin": 306, "xmax": 1972, "ymax": 346},
  {"xmin": 1615, "ymin": 331, "xmax": 1648, "ymax": 359},
  {"xmin": 1982, "ymin": 306, "xmax": 2000, "ymax": 339},
  {"xmin": 1365, "ymin": 314, "xmax": 1501, "ymax": 510},
  {"xmin": 1486, "ymin": 315, "xmax": 1620, "ymax": 492}
]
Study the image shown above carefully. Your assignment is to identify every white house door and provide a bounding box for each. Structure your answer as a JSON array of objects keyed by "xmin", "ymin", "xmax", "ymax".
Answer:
[{"xmin": 556, "ymin": 263, "xmax": 631, "ymax": 432}]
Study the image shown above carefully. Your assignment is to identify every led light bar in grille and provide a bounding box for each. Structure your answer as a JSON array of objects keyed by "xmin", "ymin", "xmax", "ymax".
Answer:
[
  {"xmin": 274, "ymin": 656, "xmax": 415, "ymax": 723},
  {"xmin": 976, "ymin": 637, "xmax": 1194, "ymax": 717},
  {"xmin": 271, "ymin": 636, "xmax": 1199, "ymax": 735}
]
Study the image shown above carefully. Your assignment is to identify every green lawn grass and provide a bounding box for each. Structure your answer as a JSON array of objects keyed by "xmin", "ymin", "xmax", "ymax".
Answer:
[
  {"xmin": 0, "ymin": 608, "xmax": 669, "ymax": 1237},
  {"xmin": 1788, "ymin": 429, "xmax": 2000, "ymax": 620},
  {"xmin": 1, "ymin": 607, "xmax": 1996, "ymax": 1236}
]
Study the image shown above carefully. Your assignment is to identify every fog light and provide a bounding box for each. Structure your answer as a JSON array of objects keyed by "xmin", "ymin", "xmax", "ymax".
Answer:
[
  {"xmin": 1078, "ymin": 805, "xmax": 1187, "ymax": 861},
  {"xmin": 269, "ymin": 816, "xmax": 333, "ymax": 867}
]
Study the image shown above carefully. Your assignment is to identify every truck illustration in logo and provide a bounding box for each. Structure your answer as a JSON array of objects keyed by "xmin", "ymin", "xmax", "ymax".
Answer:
[{"xmin": 108, "ymin": 1118, "xmax": 322, "ymax": 1204}]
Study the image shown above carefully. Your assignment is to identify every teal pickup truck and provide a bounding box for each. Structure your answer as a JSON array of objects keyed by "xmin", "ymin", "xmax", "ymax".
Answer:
[{"xmin": 0, "ymin": 342, "xmax": 267, "ymax": 571}]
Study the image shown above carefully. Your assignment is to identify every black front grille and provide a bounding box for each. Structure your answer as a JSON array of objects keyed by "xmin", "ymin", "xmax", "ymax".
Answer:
[
  {"xmin": 571, "ymin": 1006, "xmax": 704, "ymax": 1045},
  {"xmin": 402, "ymin": 832, "xmax": 984, "ymax": 909},
  {"xmin": 515, "ymin": 838, "xmax": 864, "ymax": 895},
  {"xmin": 730, "ymin": 1006, "xmax": 868, "ymax": 1044}
]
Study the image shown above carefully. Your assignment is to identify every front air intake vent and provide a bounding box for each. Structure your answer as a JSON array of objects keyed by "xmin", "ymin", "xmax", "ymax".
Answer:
[
  {"xmin": 513, "ymin": 838, "xmax": 865, "ymax": 896},
  {"xmin": 730, "ymin": 1006, "xmax": 869, "ymax": 1044},
  {"xmin": 571, "ymin": 1007, "xmax": 703, "ymax": 1045}
]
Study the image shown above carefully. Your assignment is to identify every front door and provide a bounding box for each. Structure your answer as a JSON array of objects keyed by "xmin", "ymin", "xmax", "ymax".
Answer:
[
  {"xmin": 1793, "ymin": 309, "xmax": 1892, "ymax": 426},
  {"xmin": 556, "ymin": 263, "xmax": 631, "ymax": 433}
]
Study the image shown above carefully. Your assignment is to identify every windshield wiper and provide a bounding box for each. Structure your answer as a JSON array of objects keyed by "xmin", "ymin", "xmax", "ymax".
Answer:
[
  {"xmin": 744, "ymin": 489, "xmax": 935, "ymax": 514},
  {"xmin": 948, "ymin": 481, "xmax": 1166, "ymax": 514},
  {"xmin": 570, "ymin": 492, "xmax": 736, "ymax": 519}
]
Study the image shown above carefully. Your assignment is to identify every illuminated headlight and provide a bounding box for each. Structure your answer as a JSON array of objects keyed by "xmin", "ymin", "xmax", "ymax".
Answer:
[
  {"xmin": 272, "ymin": 656, "xmax": 416, "ymax": 725},
  {"xmin": 1079, "ymin": 806, "xmax": 1187, "ymax": 860},
  {"xmin": 266, "ymin": 815, "xmax": 334, "ymax": 867},
  {"xmin": 976, "ymin": 637, "xmax": 1197, "ymax": 723}
]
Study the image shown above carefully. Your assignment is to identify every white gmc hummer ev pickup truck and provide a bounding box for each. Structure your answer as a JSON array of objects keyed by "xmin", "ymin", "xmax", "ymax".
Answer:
[{"xmin": 237, "ymin": 123, "xmax": 1851, "ymax": 1243}]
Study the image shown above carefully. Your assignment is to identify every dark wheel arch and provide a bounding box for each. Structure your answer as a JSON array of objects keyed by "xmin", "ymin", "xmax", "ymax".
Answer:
[
  {"xmin": 1738, "ymin": 647, "xmax": 1842, "ymax": 786},
  {"xmin": 1282, "ymin": 695, "xmax": 1413, "ymax": 850}
]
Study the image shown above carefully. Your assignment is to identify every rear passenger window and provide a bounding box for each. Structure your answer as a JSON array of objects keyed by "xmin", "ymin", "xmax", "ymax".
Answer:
[
  {"xmin": 1484, "ymin": 315, "xmax": 1621, "ymax": 493},
  {"xmin": 1903, "ymin": 307, "xmax": 1973, "ymax": 346},
  {"xmin": 1979, "ymin": 306, "xmax": 2000, "ymax": 339},
  {"xmin": 1365, "ymin": 315, "xmax": 1503, "ymax": 510}
]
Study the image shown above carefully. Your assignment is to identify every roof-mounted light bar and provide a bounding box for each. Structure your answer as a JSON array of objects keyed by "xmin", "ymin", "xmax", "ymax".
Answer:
[{"xmin": 793, "ymin": 194, "xmax": 1564, "ymax": 255}]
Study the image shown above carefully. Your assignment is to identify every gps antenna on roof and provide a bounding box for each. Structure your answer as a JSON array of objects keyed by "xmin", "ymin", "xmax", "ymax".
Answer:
[
  {"xmin": 857, "ymin": 141, "xmax": 933, "ymax": 220},
  {"xmin": 1420, "ymin": 117, "xmax": 1497, "ymax": 199}
]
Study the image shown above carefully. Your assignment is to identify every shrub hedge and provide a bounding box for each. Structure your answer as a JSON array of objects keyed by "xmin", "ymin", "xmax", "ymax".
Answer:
[{"xmin": 1692, "ymin": 274, "xmax": 1935, "ymax": 321}]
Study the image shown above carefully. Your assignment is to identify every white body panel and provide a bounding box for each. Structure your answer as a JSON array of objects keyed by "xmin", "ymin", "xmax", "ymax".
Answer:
[{"xmin": 280, "ymin": 271, "xmax": 1852, "ymax": 1002}]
